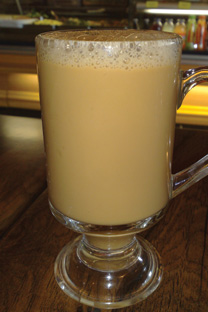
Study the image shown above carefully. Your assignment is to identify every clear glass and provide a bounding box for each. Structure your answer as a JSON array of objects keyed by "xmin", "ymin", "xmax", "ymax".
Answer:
[{"xmin": 36, "ymin": 29, "xmax": 208, "ymax": 309}]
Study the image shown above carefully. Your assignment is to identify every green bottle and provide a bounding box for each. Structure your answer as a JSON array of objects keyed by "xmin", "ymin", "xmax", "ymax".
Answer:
[{"xmin": 185, "ymin": 15, "xmax": 197, "ymax": 50}]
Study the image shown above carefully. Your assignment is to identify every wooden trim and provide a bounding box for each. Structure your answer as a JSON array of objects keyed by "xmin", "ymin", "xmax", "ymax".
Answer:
[
  {"xmin": 176, "ymin": 105, "xmax": 208, "ymax": 126},
  {"xmin": 0, "ymin": 89, "xmax": 40, "ymax": 110},
  {"xmin": 0, "ymin": 53, "xmax": 37, "ymax": 74},
  {"xmin": 0, "ymin": 89, "xmax": 7, "ymax": 99},
  {"xmin": 7, "ymin": 90, "xmax": 39, "ymax": 102}
]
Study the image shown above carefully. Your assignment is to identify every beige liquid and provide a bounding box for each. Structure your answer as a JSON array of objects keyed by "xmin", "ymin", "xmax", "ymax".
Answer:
[{"xmin": 37, "ymin": 30, "xmax": 181, "ymax": 225}]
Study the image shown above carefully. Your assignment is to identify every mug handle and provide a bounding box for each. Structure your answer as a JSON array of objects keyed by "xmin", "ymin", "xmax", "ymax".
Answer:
[{"xmin": 171, "ymin": 67, "xmax": 208, "ymax": 198}]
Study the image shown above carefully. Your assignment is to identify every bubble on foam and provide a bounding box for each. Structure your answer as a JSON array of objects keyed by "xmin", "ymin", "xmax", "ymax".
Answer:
[
  {"xmin": 88, "ymin": 43, "xmax": 94, "ymax": 52},
  {"xmin": 36, "ymin": 30, "xmax": 182, "ymax": 70}
]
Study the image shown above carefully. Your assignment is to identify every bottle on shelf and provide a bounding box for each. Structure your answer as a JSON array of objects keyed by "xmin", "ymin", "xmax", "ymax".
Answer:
[
  {"xmin": 133, "ymin": 18, "xmax": 140, "ymax": 29},
  {"xmin": 174, "ymin": 18, "xmax": 186, "ymax": 50},
  {"xmin": 143, "ymin": 18, "xmax": 150, "ymax": 30},
  {"xmin": 205, "ymin": 22, "xmax": 208, "ymax": 51},
  {"xmin": 162, "ymin": 18, "xmax": 174, "ymax": 32},
  {"xmin": 185, "ymin": 15, "xmax": 197, "ymax": 50},
  {"xmin": 151, "ymin": 18, "xmax": 162, "ymax": 31},
  {"xmin": 195, "ymin": 15, "xmax": 207, "ymax": 51}
]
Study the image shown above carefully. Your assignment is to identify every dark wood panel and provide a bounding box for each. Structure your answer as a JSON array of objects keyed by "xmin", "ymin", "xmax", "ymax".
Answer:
[
  {"xmin": 0, "ymin": 0, "xmax": 128, "ymax": 14},
  {"xmin": 173, "ymin": 127, "xmax": 208, "ymax": 173},
  {"xmin": 0, "ymin": 114, "xmax": 46, "ymax": 236},
  {"xmin": 82, "ymin": 0, "xmax": 128, "ymax": 6}
]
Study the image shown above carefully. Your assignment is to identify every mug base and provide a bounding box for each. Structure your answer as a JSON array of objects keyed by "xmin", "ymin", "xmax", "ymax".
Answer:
[{"xmin": 54, "ymin": 234, "xmax": 163, "ymax": 309}]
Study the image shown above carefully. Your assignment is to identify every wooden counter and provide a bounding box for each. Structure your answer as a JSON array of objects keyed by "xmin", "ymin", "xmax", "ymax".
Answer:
[
  {"xmin": 0, "ymin": 113, "xmax": 208, "ymax": 311},
  {"xmin": 0, "ymin": 114, "xmax": 46, "ymax": 237}
]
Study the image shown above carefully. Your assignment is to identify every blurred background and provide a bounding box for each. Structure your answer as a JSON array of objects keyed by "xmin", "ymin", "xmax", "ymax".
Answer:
[{"xmin": 0, "ymin": 0, "xmax": 207, "ymax": 126}]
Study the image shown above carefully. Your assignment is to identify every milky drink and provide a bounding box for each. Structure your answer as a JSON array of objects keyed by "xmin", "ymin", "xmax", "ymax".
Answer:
[{"xmin": 36, "ymin": 30, "xmax": 182, "ymax": 225}]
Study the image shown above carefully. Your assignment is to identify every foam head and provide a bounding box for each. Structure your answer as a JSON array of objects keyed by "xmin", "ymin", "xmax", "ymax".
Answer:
[{"xmin": 36, "ymin": 29, "xmax": 182, "ymax": 69}]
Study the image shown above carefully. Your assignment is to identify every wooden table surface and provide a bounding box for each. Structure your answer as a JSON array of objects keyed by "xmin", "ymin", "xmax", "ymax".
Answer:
[{"xmin": 0, "ymin": 114, "xmax": 208, "ymax": 312}]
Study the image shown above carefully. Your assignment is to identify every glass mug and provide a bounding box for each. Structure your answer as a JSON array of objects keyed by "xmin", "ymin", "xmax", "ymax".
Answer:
[{"xmin": 36, "ymin": 30, "xmax": 208, "ymax": 309}]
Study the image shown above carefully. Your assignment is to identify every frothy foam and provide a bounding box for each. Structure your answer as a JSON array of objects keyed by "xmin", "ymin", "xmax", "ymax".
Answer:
[{"xmin": 36, "ymin": 30, "xmax": 182, "ymax": 69}]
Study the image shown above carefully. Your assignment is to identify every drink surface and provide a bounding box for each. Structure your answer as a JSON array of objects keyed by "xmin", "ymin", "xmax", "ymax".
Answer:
[
  {"xmin": 37, "ymin": 30, "xmax": 182, "ymax": 225},
  {"xmin": 38, "ymin": 29, "xmax": 180, "ymax": 41}
]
